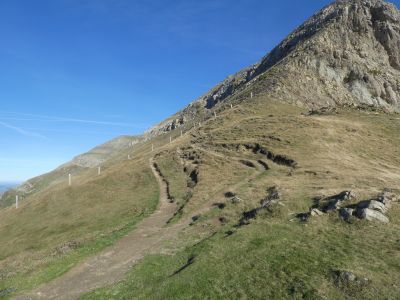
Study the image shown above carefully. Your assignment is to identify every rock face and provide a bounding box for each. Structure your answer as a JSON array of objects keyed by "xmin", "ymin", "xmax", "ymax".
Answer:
[{"xmin": 147, "ymin": 0, "xmax": 400, "ymax": 136}]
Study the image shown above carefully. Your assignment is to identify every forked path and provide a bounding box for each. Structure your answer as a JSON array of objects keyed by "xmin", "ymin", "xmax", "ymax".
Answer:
[{"xmin": 14, "ymin": 158, "xmax": 184, "ymax": 300}]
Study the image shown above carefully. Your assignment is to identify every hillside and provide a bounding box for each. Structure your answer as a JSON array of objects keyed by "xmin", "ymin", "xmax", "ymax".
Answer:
[
  {"xmin": 0, "ymin": 184, "xmax": 18, "ymax": 197},
  {"xmin": 0, "ymin": 136, "xmax": 142, "ymax": 208},
  {"xmin": 1, "ymin": 0, "xmax": 400, "ymax": 299}
]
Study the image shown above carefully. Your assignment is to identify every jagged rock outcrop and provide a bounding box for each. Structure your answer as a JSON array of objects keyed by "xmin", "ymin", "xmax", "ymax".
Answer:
[{"xmin": 147, "ymin": 0, "xmax": 400, "ymax": 136}]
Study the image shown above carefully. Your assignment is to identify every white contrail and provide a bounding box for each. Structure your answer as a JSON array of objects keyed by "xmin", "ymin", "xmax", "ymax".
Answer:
[
  {"xmin": 0, "ymin": 121, "xmax": 48, "ymax": 139},
  {"xmin": 0, "ymin": 112, "xmax": 144, "ymax": 127}
]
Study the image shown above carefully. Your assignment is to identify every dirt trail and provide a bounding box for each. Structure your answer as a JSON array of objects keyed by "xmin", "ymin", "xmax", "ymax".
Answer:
[{"xmin": 14, "ymin": 158, "xmax": 184, "ymax": 300}]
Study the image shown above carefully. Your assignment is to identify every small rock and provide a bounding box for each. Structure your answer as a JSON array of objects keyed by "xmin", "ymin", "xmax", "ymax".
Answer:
[
  {"xmin": 339, "ymin": 208, "xmax": 354, "ymax": 221},
  {"xmin": 212, "ymin": 202, "xmax": 226, "ymax": 209},
  {"xmin": 191, "ymin": 215, "xmax": 201, "ymax": 222},
  {"xmin": 318, "ymin": 191, "xmax": 353, "ymax": 212},
  {"xmin": 260, "ymin": 186, "xmax": 280, "ymax": 208},
  {"xmin": 333, "ymin": 270, "xmax": 369, "ymax": 288},
  {"xmin": 296, "ymin": 212, "xmax": 310, "ymax": 222},
  {"xmin": 341, "ymin": 271, "xmax": 357, "ymax": 282},
  {"xmin": 224, "ymin": 191, "xmax": 236, "ymax": 198},
  {"xmin": 357, "ymin": 208, "xmax": 389, "ymax": 223},
  {"xmin": 310, "ymin": 208, "xmax": 324, "ymax": 216},
  {"xmin": 231, "ymin": 196, "xmax": 241, "ymax": 204}
]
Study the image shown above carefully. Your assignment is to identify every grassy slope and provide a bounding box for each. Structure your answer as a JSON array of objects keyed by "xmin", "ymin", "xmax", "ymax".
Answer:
[
  {"xmin": 83, "ymin": 96, "xmax": 400, "ymax": 299},
  {"xmin": 0, "ymin": 157, "xmax": 159, "ymax": 296}
]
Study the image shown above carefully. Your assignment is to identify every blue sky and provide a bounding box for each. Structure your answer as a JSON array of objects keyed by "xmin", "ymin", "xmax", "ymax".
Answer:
[{"xmin": 0, "ymin": 0, "xmax": 399, "ymax": 182}]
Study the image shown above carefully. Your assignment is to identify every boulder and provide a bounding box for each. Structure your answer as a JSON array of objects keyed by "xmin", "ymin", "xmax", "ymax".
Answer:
[
  {"xmin": 357, "ymin": 208, "xmax": 389, "ymax": 223},
  {"xmin": 357, "ymin": 200, "xmax": 388, "ymax": 214}
]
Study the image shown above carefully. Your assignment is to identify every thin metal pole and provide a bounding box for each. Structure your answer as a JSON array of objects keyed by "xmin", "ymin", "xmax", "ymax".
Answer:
[{"xmin": 16, "ymin": 195, "xmax": 19, "ymax": 209}]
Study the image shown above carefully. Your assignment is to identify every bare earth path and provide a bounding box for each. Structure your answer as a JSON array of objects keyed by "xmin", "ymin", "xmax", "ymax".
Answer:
[{"xmin": 14, "ymin": 158, "xmax": 184, "ymax": 300}]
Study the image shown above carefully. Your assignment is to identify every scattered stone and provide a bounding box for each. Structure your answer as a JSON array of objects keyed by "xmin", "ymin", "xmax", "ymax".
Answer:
[
  {"xmin": 305, "ymin": 190, "xmax": 397, "ymax": 223},
  {"xmin": 317, "ymin": 191, "xmax": 353, "ymax": 212},
  {"xmin": 191, "ymin": 215, "xmax": 201, "ymax": 222},
  {"xmin": 333, "ymin": 270, "xmax": 369, "ymax": 289},
  {"xmin": 212, "ymin": 202, "xmax": 226, "ymax": 209},
  {"xmin": 310, "ymin": 208, "xmax": 324, "ymax": 216},
  {"xmin": 357, "ymin": 208, "xmax": 389, "ymax": 223},
  {"xmin": 189, "ymin": 215, "xmax": 202, "ymax": 226},
  {"xmin": 231, "ymin": 196, "xmax": 242, "ymax": 204},
  {"xmin": 296, "ymin": 213, "xmax": 310, "ymax": 222},
  {"xmin": 339, "ymin": 208, "xmax": 354, "ymax": 222},
  {"xmin": 260, "ymin": 186, "xmax": 280, "ymax": 208},
  {"xmin": 225, "ymin": 191, "xmax": 236, "ymax": 198},
  {"xmin": 225, "ymin": 230, "xmax": 235, "ymax": 237}
]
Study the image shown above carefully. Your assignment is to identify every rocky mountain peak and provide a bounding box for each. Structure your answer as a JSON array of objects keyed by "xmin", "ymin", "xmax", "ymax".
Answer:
[{"xmin": 147, "ymin": 0, "xmax": 400, "ymax": 136}]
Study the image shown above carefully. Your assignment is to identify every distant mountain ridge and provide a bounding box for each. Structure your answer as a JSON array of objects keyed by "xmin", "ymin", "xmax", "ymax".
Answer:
[
  {"xmin": 0, "ymin": 136, "xmax": 140, "ymax": 207},
  {"xmin": 0, "ymin": 182, "xmax": 19, "ymax": 196}
]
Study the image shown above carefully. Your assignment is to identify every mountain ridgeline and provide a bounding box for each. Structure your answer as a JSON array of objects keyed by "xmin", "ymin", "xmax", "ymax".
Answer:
[{"xmin": 148, "ymin": 0, "xmax": 400, "ymax": 135}]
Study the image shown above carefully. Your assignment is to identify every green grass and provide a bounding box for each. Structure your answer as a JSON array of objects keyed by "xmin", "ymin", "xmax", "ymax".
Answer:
[
  {"xmin": 1, "ymin": 213, "xmax": 155, "ymax": 298},
  {"xmin": 82, "ymin": 215, "xmax": 400, "ymax": 299},
  {"xmin": 0, "ymin": 158, "xmax": 159, "ymax": 297}
]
